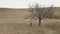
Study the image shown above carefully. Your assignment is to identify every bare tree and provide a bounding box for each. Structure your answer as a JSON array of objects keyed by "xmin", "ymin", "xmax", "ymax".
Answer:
[{"xmin": 27, "ymin": 3, "xmax": 54, "ymax": 26}]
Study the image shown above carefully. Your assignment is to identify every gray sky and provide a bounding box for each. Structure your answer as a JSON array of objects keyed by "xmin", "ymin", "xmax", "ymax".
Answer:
[{"xmin": 0, "ymin": 0, "xmax": 60, "ymax": 8}]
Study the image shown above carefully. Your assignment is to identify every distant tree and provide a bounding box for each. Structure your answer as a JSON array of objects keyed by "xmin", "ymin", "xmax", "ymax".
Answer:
[{"xmin": 26, "ymin": 3, "xmax": 54, "ymax": 26}]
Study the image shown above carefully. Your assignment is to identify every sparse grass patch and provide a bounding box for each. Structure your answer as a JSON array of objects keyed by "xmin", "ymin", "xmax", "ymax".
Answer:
[{"xmin": 0, "ymin": 20, "xmax": 60, "ymax": 34}]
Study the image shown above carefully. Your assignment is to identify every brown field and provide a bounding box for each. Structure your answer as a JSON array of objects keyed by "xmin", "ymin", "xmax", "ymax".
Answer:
[{"xmin": 0, "ymin": 7, "xmax": 60, "ymax": 34}]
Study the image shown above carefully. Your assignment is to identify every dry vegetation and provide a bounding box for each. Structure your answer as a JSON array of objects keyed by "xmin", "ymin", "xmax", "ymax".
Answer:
[{"xmin": 0, "ymin": 8, "xmax": 60, "ymax": 34}]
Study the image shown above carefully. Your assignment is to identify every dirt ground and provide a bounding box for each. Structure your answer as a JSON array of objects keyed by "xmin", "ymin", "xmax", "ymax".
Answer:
[{"xmin": 0, "ymin": 8, "xmax": 60, "ymax": 34}]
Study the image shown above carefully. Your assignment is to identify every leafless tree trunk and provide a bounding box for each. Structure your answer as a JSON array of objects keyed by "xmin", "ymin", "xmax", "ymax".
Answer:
[
  {"xmin": 30, "ymin": 22, "xmax": 32, "ymax": 27},
  {"xmin": 39, "ymin": 17, "xmax": 42, "ymax": 26}
]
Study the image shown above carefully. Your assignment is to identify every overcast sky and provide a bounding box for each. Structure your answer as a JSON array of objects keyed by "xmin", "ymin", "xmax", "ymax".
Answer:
[{"xmin": 0, "ymin": 0, "xmax": 60, "ymax": 8}]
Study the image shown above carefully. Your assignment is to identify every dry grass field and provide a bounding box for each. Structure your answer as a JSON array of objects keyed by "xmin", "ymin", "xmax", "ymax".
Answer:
[{"xmin": 0, "ymin": 7, "xmax": 60, "ymax": 34}]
